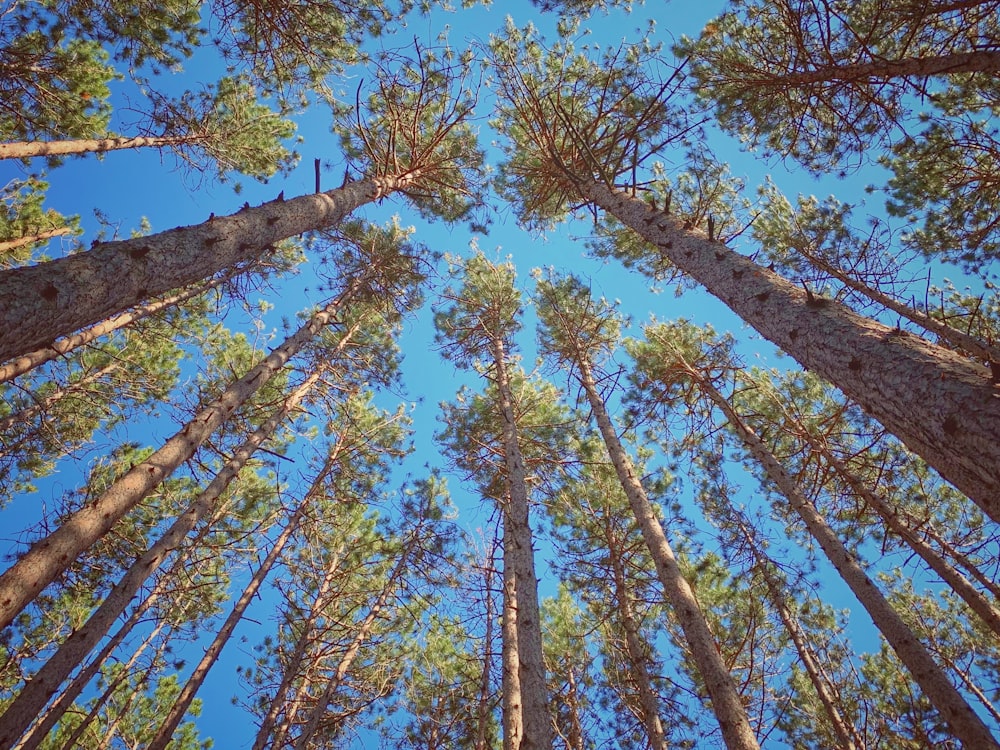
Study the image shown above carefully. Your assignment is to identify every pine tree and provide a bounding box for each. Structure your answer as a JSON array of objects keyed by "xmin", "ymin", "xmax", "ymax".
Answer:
[{"xmin": 435, "ymin": 252, "xmax": 557, "ymax": 750}]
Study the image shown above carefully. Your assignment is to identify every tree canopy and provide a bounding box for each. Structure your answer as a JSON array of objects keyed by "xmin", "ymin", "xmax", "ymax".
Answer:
[{"xmin": 1, "ymin": 1, "xmax": 999, "ymax": 749}]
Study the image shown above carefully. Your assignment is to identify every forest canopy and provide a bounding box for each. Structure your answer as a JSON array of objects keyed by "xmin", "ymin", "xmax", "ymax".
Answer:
[{"xmin": 1, "ymin": 1, "xmax": 999, "ymax": 748}]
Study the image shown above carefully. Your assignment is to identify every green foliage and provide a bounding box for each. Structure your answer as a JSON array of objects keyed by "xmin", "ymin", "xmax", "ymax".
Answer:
[
  {"xmin": 0, "ymin": 177, "xmax": 80, "ymax": 267},
  {"xmin": 0, "ymin": 32, "xmax": 117, "ymax": 144},
  {"xmin": 337, "ymin": 44, "xmax": 486, "ymax": 224},
  {"xmin": 148, "ymin": 75, "xmax": 299, "ymax": 182},
  {"xmin": 882, "ymin": 117, "xmax": 1000, "ymax": 272}
]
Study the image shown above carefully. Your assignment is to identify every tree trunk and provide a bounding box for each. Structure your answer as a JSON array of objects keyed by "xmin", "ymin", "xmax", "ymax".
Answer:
[
  {"xmin": 764, "ymin": 50, "xmax": 1000, "ymax": 87},
  {"xmin": 605, "ymin": 526, "xmax": 669, "ymax": 750},
  {"xmin": 291, "ymin": 541, "xmax": 414, "ymax": 750},
  {"xmin": 502, "ymin": 510, "xmax": 525, "ymax": 750},
  {"xmin": 0, "ymin": 134, "xmax": 194, "ymax": 161},
  {"xmin": 580, "ymin": 180, "xmax": 1000, "ymax": 518},
  {"xmin": 734, "ymin": 517, "xmax": 861, "ymax": 750},
  {"xmin": 0, "ymin": 277, "xmax": 369, "ymax": 630},
  {"xmin": 0, "ymin": 361, "xmax": 119, "ymax": 447},
  {"xmin": 0, "ymin": 367, "xmax": 323, "ymax": 747},
  {"xmin": 575, "ymin": 357, "xmax": 760, "ymax": 750},
  {"xmin": 674, "ymin": 352, "xmax": 1000, "ymax": 749},
  {"xmin": 491, "ymin": 336, "xmax": 553, "ymax": 750},
  {"xmin": 0, "ymin": 173, "xmax": 416, "ymax": 362},
  {"xmin": 0, "ymin": 271, "xmax": 232, "ymax": 384},
  {"xmin": 12, "ymin": 573, "xmax": 169, "ymax": 750},
  {"xmin": 146, "ymin": 503, "xmax": 304, "ymax": 750}
]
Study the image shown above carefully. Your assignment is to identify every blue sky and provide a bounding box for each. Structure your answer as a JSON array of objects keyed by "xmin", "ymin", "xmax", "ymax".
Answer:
[{"xmin": 0, "ymin": 0, "xmax": 934, "ymax": 746}]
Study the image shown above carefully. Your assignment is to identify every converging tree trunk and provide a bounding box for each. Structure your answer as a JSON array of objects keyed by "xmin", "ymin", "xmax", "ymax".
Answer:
[
  {"xmin": 582, "ymin": 181, "xmax": 1000, "ymax": 515},
  {"xmin": 0, "ymin": 275, "xmax": 371, "ymax": 630},
  {"xmin": 0, "ymin": 364, "xmax": 327, "ymax": 747}
]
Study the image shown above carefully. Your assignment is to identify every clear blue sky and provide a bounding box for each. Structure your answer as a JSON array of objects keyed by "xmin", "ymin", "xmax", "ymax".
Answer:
[{"xmin": 0, "ymin": 0, "xmax": 913, "ymax": 746}]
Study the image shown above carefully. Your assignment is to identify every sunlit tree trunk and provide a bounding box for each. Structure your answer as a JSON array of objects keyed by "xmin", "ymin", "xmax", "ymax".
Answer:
[
  {"xmin": 0, "ymin": 271, "xmax": 234, "ymax": 384},
  {"xmin": 0, "ymin": 174, "xmax": 416, "ymax": 362},
  {"xmin": 491, "ymin": 335, "xmax": 554, "ymax": 750},
  {"xmin": 0, "ymin": 135, "xmax": 196, "ymax": 160},
  {"xmin": 575, "ymin": 356, "xmax": 759, "ymax": 750},
  {"xmin": 0, "ymin": 365, "xmax": 325, "ymax": 746},
  {"xmin": 0, "ymin": 227, "xmax": 71, "ymax": 256},
  {"xmin": 578, "ymin": 180, "xmax": 1000, "ymax": 517}
]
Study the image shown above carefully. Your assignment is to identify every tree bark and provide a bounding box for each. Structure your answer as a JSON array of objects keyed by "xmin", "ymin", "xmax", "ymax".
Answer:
[
  {"xmin": 761, "ymin": 50, "xmax": 1000, "ymax": 87},
  {"xmin": 579, "ymin": 180, "xmax": 1000, "ymax": 518},
  {"xmin": 0, "ymin": 272, "xmax": 232, "ymax": 384},
  {"xmin": 0, "ymin": 135, "xmax": 194, "ymax": 161},
  {"xmin": 0, "ymin": 278, "xmax": 368, "ymax": 630},
  {"xmin": 0, "ymin": 173, "xmax": 416, "ymax": 362},
  {"xmin": 146, "ymin": 504, "xmax": 304, "ymax": 750},
  {"xmin": 0, "ymin": 227, "xmax": 72, "ymax": 256}
]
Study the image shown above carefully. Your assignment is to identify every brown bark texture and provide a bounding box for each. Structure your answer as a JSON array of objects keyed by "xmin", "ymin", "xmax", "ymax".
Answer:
[
  {"xmin": 492, "ymin": 336, "xmax": 554, "ymax": 750},
  {"xmin": 0, "ymin": 174, "xmax": 414, "ymax": 363},
  {"xmin": 0, "ymin": 281, "xmax": 364, "ymax": 630},
  {"xmin": 684, "ymin": 360, "xmax": 1000, "ymax": 750},
  {"xmin": 581, "ymin": 181, "xmax": 1000, "ymax": 519},
  {"xmin": 577, "ymin": 358, "xmax": 760, "ymax": 750},
  {"xmin": 0, "ymin": 370, "xmax": 320, "ymax": 748},
  {"xmin": 0, "ymin": 135, "xmax": 193, "ymax": 160}
]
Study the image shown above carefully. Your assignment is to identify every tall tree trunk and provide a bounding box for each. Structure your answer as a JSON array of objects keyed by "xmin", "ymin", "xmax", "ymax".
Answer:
[
  {"xmin": 0, "ymin": 276, "xmax": 369, "ymax": 630},
  {"xmin": 0, "ymin": 271, "xmax": 234, "ymax": 384},
  {"xmin": 732, "ymin": 517, "xmax": 861, "ymax": 750},
  {"xmin": 670, "ymin": 349, "xmax": 1000, "ymax": 749},
  {"xmin": 793, "ymin": 245, "xmax": 1000, "ymax": 365},
  {"xmin": 291, "ymin": 540, "xmax": 415, "ymax": 750},
  {"xmin": 574, "ymin": 357, "xmax": 760, "ymax": 750},
  {"xmin": 54, "ymin": 618, "xmax": 169, "ymax": 750},
  {"xmin": 0, "ymin": 173, "xmax": 417, "ymax": 362},
  {"xmin": 761, "ymin": 50, "xmax": 1000, "ymax": 87},
  {"xmin": 490, "ymin": 336, "xmax": 554, "ymax": 750},
  {"xmin": 579, "ymin": 180, "xmax": 1000, "ymax": 518},
  {"xmin": 604, "ymin": 521, "xmax": 669, "ymax": 750},
  {"xmin": 0, "ymin": 134, "xmax": 196, "ymax": 161},
  {"xmin": 501, "ymin": 510, "xmax": 525, "ymax": 750},
  {"xmin": 146, "ymin": 503, "xmax": 305, "ymax": 750},
  {"xmin": 0, "ymin": 361, "xmax": 119, "ymax": 447},
  {"xmin": 0, "ymin": 365, "xmax": 324, "ymax": 747}
]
